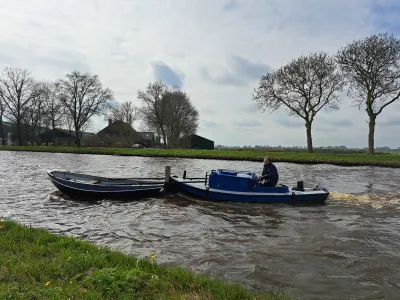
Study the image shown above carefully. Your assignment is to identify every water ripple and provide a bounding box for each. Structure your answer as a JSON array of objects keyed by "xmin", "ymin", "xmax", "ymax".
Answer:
[{"xmin": 1, "ymin": 150, "xmax": 400, "ymax": 300}]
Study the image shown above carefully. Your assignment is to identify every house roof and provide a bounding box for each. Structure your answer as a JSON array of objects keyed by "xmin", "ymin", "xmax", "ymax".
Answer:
[
  {"xmin": 180, "ymin": 134, "xmax": 214, "ymax": 143},
  {"xmin": 97, "ymin": 120, "xmax": 146, "ymax": 142},
  {"xmin": 2, "ymin": 121, "xmax": 95, "ymax": 137},
  {"xmin": 37, "ymin": 129, "xmax": 75, "ymax": 139},
  {"xmin": 138, "ymin": 132, "xmax": 155, "ymax": 141}
]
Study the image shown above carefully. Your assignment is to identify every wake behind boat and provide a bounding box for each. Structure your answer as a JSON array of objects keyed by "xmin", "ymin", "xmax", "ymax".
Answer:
[
  {"xmin": 47, "ymin": 170, "xmax": 165, "ymax": 200},
  {"xmin": 166, "ymin": 169, "xmax": 330, "ymax": 204}
]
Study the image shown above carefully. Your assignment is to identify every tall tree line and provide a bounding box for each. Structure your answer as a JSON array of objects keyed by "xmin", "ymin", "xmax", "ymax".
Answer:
[
  {"xmin": 0, "ymin": 68, "xmax": 114, "ymax": 147},
  {"xmin": 0, "ymin": 67, "xmax": 199, "ymax": 149},
  {"xmin": 253, "ymin": 32, "xmax": 400, "ymax": 154}
]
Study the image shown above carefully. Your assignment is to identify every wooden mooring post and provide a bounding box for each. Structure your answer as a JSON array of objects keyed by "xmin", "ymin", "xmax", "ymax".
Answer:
[
  {"xmin": 164, "ymin": 165, "xmax": 171, "ymax": 184},
  {"xmin": 163, "ymin": 165, "xmax": 175, "ymax": 193}
]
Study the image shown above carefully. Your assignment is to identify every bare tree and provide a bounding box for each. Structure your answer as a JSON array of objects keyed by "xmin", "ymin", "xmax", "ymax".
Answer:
[
  {"xmin": 24, "ymin": 83, "xmax": 45, "ymax": 145},
  {"xmin": 63, "ymin": 114, "xmax": 74, "ymax": 136},
  {"xmin": 0, "ymin": 67, "xmax": 38, "ymax": 145},
  {"xmin": 137, "ymin": 81, "xmax": 169, "ymax": 148},
  {"xmin": 42, "ymin": 82, "xmax": 64, "ymax": 145},
  {"xmin": 108, "ymin": 100, "xmax": 138, "ymax": 126},
  {"xmin": 138, "ymin": 119, "xmax": 157, "ymax": 132},
  {"xmin": 164, "ymin": 89, "xmax": 199, "ymax": 148},
  {"xmin": 56, "ymin": 71, "xmax": 114, "ymax": 147},
  {"xmin": 253, "ymin": 52, "xmax": 344, "ymax": 153},
  {"xmin": 336, "ymin": 32, "xmax": 400, "ymax": 155}
]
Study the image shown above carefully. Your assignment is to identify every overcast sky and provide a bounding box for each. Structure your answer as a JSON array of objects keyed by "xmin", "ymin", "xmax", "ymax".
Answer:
[{"xmin": 1, "ymin": 0, "xmax": 400, "ymax": 148}]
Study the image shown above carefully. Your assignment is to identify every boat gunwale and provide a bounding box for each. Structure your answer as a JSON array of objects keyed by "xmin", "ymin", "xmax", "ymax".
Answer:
[
  {"xmin": 47, "ymin": 170, "xmax": 165, "ymax": 187},
  {"xmin": 49, "ymin": 174, "xmax": 164, "ymax": 194},
  {"xmin": 170, "ymin": 176, "xmax": 330, "ymax": 197}
]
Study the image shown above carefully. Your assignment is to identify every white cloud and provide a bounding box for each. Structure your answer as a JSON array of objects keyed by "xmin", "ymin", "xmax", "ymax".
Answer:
[{"xmin": 0, "ymin": 0, "xmax": 399, "ymax": 148}]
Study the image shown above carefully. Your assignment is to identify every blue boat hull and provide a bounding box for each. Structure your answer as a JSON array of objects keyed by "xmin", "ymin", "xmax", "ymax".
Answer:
[
  {"xmin": 47, "ymin": 171, "xmax": 164, "ymax": 200},
  {"xmin": 168, "ymin": 176, "xmax": 329, "ymax": 204}
]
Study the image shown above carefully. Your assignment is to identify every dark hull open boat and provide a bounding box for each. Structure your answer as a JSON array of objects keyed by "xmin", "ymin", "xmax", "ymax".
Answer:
[{"xmin": 47, "ymin": 171, "xmax": 165, "ymax": 200}]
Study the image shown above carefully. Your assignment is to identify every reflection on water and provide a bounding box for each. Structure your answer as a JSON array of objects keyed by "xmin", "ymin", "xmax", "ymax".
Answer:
[{"xmin": 1, "ymin": 150, "xmax": 400, "ymax": 300}]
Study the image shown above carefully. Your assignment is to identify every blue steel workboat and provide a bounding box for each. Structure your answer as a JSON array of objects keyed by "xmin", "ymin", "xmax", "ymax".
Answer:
[
  {"xmin": 47, "ymin": 170, "xmax": 164, "ymax": 200},
  {"xmin": 167, "ymin": 169, "xmax": 330, "ymax": 204}
]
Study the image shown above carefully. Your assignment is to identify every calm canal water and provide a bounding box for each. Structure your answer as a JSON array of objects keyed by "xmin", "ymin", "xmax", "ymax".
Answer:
[{"xmin": 0, "ymin": 150, "xmax": 399, "ymax": 300}]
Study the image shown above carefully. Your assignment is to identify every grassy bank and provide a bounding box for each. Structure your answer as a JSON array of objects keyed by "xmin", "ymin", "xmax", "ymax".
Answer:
[
  {"xmin": 0, "ymin": 219, "xmax": 291, "ymax": 299},
  {"xmin": 1, "ymin": 145, "xmax": 400, "ymax": 168}
]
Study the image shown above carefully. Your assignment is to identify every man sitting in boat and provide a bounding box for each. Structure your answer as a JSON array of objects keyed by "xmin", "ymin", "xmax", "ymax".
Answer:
[{"xmin": 258, "ymin": 157, "xmax": 279, "ymax": 187}]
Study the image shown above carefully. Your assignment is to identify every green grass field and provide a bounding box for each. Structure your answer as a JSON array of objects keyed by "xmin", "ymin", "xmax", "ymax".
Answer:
[
  {"xmin": 1, "ymin": 145, "xmax": 400, "ymax": 167},
  {"xmin": 0, "ymin": 219, "xmax": 292, "ymax": 299}
]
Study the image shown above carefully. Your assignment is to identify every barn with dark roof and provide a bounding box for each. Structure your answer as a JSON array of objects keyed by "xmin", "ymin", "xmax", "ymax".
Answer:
[{"xmin": 178, "ymin": 134, "xmax": 214, "ymax": 150}]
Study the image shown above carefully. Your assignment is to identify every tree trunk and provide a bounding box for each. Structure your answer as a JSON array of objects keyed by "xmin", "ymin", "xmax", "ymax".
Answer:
[
  {"xmin": 52, "ymin": 119, "xmax": 56, "ymax": 146},
  {"xmin": 368, "ymin": 115, "xmax": 376, "ymax": 155},
  {"xmin": 160, "ymin": 127, "xmax": 167, "ymax": 148},
  {"xmin": 75, "ymin": 128, "xmax": 81, "ymax": 147},
  {"xmin": 155, "ymin": 127, "xmax": 161, "ymax": 147},
  {"xmin": 44, "ymin": 124, "xmax": 49, "ymax": 146},
  {"xmin": 30, "ymin": 125, "xmax": 35, "ymax": 146},
  {"xmin": 305, "ymin": 122, "xmax": 313, "ymax": 153},
  {"xmin": 17, "ymin": 119, "xmax": 22, "ymax": 146},
  {"xmin": 0, "ymin": 116, "xmax": 5, "ymax": 145}
]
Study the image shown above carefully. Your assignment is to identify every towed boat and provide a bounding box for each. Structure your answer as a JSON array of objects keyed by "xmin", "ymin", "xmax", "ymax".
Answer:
[
  {"xmin": 47, "ymin": 170, "xmax": 165, "ymax": 200},
  {"xmin": 167, "ymin": 169, "xmax": 330, "ymax": 204}
]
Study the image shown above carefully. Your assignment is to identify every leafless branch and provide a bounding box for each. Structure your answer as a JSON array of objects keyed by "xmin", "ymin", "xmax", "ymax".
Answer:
[
  {"xmin": 56, "ymin": 71, "xmax": 114, "ymax": 147},
  {"xmin": 108, "ymin": 100, "xmax": 138, "ymax": 127},
  {"xmin": 24, "ymin": 82, "xmax": 46, "ymax": 145}
]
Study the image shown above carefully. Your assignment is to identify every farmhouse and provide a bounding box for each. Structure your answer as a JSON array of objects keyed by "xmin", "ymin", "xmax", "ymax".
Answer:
[{"xmin": 96, "ymin": 119, "xmax": 146, "ymax": 147}]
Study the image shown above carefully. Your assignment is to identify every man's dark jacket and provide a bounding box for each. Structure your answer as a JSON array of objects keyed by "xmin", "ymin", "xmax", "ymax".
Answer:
[{"xmin": 261, "ymin": 162, "xmax": 279, "ymax": 184}]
